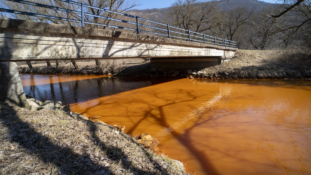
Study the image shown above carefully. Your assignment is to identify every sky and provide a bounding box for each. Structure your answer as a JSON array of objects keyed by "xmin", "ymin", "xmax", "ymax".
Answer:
[{"xmin": 132, "ymin": 0, "xmax": 283, "ymax": 10}]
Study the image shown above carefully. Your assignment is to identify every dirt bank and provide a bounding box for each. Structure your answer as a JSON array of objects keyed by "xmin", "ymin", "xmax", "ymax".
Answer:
[
  {"xmin": 18, "ymin": 50, "xmax": 311, "ymax": 79},
  {"xmin": 197, "ymin": 50, "xmax": 311, "ymax": 79},
  {"xmin": 0, "ymin": 101, "xmax": 188, "ymax": 175}
]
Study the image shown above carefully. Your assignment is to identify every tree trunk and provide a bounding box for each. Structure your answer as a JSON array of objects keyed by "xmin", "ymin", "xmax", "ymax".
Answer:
[
  {"xmin": 71, "ymin": 60, "xmax": 79, "ymax": 69},
  {"xmin": 46, "ymin": 61, "xmax": 52, "ymax": 67},
  {"xmin": 56, "ymin": 60, "xmax": 59, "ymax": 68},
  {"xmin": 26, "ymin": 61, "xmax": 33, "ymax": 69},
  {"xmin": 95, "ymin": 59, "xmax": 102, "ymax": 67}
]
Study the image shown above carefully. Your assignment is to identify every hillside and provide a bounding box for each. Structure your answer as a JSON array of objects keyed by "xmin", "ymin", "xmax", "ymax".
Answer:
[{"xmin": 128, "ymin": 0, "xmax": 278, "ymax": 23}]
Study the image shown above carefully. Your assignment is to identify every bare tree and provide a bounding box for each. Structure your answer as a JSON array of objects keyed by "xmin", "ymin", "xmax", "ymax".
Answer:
[
  {"xmin": 83, "ymin": 0, "xmax": 138, "ymax": 29},
  {"xmin": 166, "ymin": 0, "xmax": 220, "ymax": 32},
  {"xmin": 248, "ymin": 7, "xmax": 277, "ymax": 50},
  {"xmin": 213, "ymin": 7, "xmax": 253, "ymax": 41},
  {"xmin": 272, "ymin": 0, "xmax": 311, "ymax": 44}
]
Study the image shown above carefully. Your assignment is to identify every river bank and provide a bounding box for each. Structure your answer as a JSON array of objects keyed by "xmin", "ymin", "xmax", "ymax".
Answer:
[
  {"xmin": 197, "ymin": 50, "xmax": 311, "ymax": 79},
  {"xmin": 0, "ymin": 100, "xmax": 188, "ymax": 175},
  {"xmin": 18, "ymin": 50, "xmax": 311, "ymax": 79}
]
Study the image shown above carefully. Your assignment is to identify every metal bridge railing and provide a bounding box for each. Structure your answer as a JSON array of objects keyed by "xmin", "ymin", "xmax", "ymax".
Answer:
[{"xmin": 0, "ymin": 0, "xmax": 237, "ymax": 48}]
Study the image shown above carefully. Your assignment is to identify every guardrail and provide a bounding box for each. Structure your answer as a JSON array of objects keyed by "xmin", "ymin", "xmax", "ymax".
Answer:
[{"xmin": 0, "ymin": 0, "xmax": 237, "ymax": 48}]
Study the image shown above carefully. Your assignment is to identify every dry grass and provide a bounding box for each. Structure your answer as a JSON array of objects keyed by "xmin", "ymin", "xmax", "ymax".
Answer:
[
  {"xmin": 202, "ymin": 49, "xmax": 311, "ymax": 79},
  {"xmin": 0, "ymin": 102, "xmax": 187, "ymax": 175},
  {"xmin": 265, "ymin": 49, "xmax": 311, "ymax": 70}
]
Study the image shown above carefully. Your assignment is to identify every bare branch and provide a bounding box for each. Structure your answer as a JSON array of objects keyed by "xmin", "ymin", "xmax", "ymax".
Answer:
[{"xmin": 272, "ymin": 0, "xmax": 305, "ymax": 18}]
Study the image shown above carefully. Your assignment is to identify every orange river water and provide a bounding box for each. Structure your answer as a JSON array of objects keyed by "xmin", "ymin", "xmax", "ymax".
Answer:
[{"xmin": 20, "ymin": 74, "xmax": 311, "ymax": 175}]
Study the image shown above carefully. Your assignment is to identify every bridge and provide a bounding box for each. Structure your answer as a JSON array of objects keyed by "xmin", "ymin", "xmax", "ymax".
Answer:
[
  {"xmin": 0, "ymin": 0, "xmax": 237, "ymax": 69},
  {"xmin": 0, "ymin": 0, "xmax": 237, "ymax": 106}
]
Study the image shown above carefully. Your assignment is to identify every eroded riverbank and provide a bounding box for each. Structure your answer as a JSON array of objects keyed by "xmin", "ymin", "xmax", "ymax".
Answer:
[{"xmin": 20, "ymin": 74, "xmax": 311, "ymax": 175}]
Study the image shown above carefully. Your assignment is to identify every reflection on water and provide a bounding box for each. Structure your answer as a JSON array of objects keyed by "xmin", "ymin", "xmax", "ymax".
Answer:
[
  {"xmin": 21, "ymin": 74, "xmax": 311, "ymax": 175},
  {"xmin": 20, "ymin": 74, "xmax": 174, "ymax": 104}
]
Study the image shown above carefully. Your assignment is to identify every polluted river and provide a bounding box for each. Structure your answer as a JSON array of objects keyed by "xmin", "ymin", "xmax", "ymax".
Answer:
[{"xmin": 20, "ymin": 74, "xmax": 311, "ymax": 175}]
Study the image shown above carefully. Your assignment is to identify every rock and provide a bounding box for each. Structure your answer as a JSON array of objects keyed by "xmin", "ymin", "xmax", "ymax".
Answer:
[
  {"xmin": 140, "ymin": 133, "xmax": 153, "ymax": 141},
  {"xmin": 173, "ymin": 71, "xmax": 179, "ymax": 76},
  {"xmin": 98, "ymin": 121, "xmax": 106, "ymax": 125},
  {"xmin": 35, "ymin": 100, "xmax": 43, "ymax": 106},
  {"xmin": 62, "ymin": 104, "xmax": 71, "ymax": 113},
  {"xmin": 137, "ymin": 133, "xmax": 153, "ymax": 148},
  {"xmin": 167, "ymin": 70, "xmax": 175, "ymax": 75},
  {"xmin": 188, "ymin": 75, "xmax": 194, "ymax": 79},
  {"xmin": 257, "ymin": 71, "xmax": 265, "ymax": 79},
  {"xmin": 74, "ymin": 114, "xmax": 89, "ymax": 120},
  {"xmin": 113, "ymin": 125, "xmax": 125, "ymax": 133},
  {"xmin": 249, "ymin": 70, "xmax": 257, "ymax": 78},
  {"xmin": 42, "ymin": 100, "xmax": 52, "ymax": 106},
  {"xmin": 241, "ymin": 71, "xmax": 249, "ymax": 78},
  {"xmin": 278, "ymin": 70, "xmax": 286, "ymax": 78},
  {"xmin": 43, "ymin": 103, "xmax": 55, "ymax": 110},
  {"xmin": 55, "ymin": 101, "xmax": 62, "ymax": 108},
  {"xmin": 198, "ymin": 71, "xmax": 204, "ymax": 75},
  {"xmin": 271, "ymin": 71, "xmax": 279, "ymax": 79},
  {"xmin": 27, "ymin": 99, "xmax": 42, "ymax": 112},
  {"xmin": 150, "ymin": 138, "xmax": 161, "ymax": 154},
  {"xmin": 0, "ymin": 62, "xmax": 28, "ymax": 107}
]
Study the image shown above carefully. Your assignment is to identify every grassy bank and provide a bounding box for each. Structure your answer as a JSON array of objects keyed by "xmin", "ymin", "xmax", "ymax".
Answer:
[{"xmin": 0, "ymin": 102, "xmax": 188, "ymax": 175}]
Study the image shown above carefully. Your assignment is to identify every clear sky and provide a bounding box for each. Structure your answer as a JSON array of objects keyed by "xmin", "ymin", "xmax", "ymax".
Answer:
[{"xmin": 132, "ymin": 0, "xmax": 282, "ymax": 10}]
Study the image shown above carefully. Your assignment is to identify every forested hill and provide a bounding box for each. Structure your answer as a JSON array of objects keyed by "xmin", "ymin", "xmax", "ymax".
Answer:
[{"xmin": 128, "ymin": 0, "xmax": 278, "ymax": 22}]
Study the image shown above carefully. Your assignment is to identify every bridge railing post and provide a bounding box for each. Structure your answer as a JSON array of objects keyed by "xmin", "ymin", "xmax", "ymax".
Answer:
[
  {"xmin": 136, "ymin": 16, "xmax": 140, "ymax": 34},
  {"xmin": 223, "ymin": 39, "xmax": 226, "ymax": 47},
  {"xmin": 81, "ymin": 2, "xmax": 84, "ymax": 27},
  {"xmin": 167, "ymin": 24, "xmax": 170, "ymax": 38},
  {"xmin": 188, "ymin": 29, "xmax": 191, "ymax": 41},
  {"xmin": 214, "ymin": 37, "xmax": 216, "ymax": 45},
  {"xmin": 203, "ymin": 34, "xmax": 206, "ymax": 43}
]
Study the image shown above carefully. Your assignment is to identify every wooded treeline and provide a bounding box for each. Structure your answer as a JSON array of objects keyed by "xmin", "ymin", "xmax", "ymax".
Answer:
[{"xmin": 165, "ymin": 0, "xmax": 311, "ymax": 51}]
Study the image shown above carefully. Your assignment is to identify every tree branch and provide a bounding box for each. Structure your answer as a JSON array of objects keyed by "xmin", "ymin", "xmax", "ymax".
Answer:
[{"xmin": 272, "ymin": 0, "xmax": 305, "ymax": 18}]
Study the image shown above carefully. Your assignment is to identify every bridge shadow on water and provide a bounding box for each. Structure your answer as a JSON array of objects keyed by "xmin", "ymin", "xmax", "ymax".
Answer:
[{"xmin": 21, "ymin": 75, "xmax": 180, "ymax": 105}]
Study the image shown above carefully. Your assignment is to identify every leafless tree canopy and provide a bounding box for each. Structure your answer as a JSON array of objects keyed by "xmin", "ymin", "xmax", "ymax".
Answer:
[
  {"xmin": 213, "ymin": 7, "xmax": 253, "ymax": 41},
  {"xmin": 164, "ymin": 0, "xmax": 310, "ymax": 50},
  {"xmin": 167, "ymin": 0, "xmax": 220, "ymax": 32}
]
